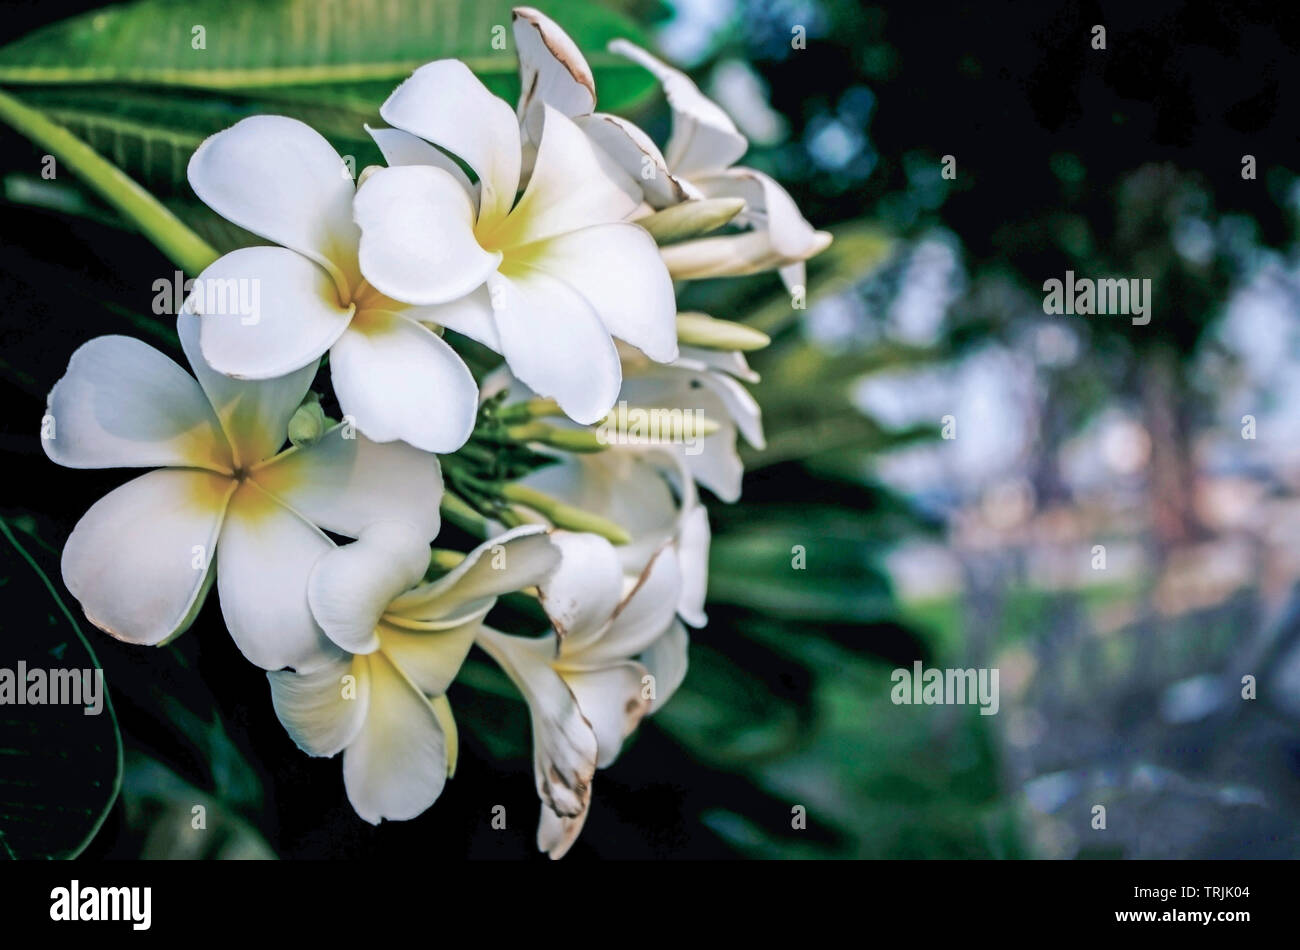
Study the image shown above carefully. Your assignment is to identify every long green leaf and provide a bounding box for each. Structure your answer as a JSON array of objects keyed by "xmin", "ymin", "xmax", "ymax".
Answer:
[
  {"xmin": 0, "ymin": 88, "xmax": 218, "ymax": 274},
  {"xmin": 0, "ymin": 0, "xmax": 658, "ymax": 108},
  {"xmin": 11, "ymin": 85, "xmax": 381, "ymax": 198}
]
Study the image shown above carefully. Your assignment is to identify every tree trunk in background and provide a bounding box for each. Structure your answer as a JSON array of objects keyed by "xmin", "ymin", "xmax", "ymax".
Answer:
[{"xmin": 1140, "ymin": 346, "xmax": 1199, "ymax": 555}]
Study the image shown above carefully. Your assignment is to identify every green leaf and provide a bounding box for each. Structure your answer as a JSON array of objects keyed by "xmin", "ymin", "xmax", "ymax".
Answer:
[
  {"xmin": 0, "ymin": 87, "xmax": 219, "ymax": 274},
  {"xmin": 120, "ymin": 752, "xmax": 275, "ymax": 859},
  {"xmin": 708, "ymin": 523, "xmax": 896, "ymax": 624},
  {"xmin": 11, "ymin": 85, "xmax": 380, "ymax": 200},
  {"xmin": 0, "ymin": 1, "xmax": 661, "ymax": 209},
  {"xmin": 0, "ymin": 517, "xmax": 123, "ymax": 859},
  {"xmin": 0, "ymin": 0, "xmax": 658, "ymax": 106}
]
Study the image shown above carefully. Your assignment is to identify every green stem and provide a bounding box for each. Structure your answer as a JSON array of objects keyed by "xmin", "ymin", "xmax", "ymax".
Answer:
[
  {"xmin": 0, "ymin": 88, "xmax": 218, "ymax": 275},
  {"xmin": 428, "ymin": 548, "xmax": 467, "ymax": 572},
  {"xmin": 503, "ymin": 422, "xmax": 607, "ymax": 453},
  {"xmin": 496, "ymin": 397, "xmax": 564, "ymax": 424},
  {"xmin": 439, "ymin": 491, "xmax": 489, "ymax": 538},
  {"xmin": 501, "ymin": 483, "xmax": 631, "ymax": 545}
]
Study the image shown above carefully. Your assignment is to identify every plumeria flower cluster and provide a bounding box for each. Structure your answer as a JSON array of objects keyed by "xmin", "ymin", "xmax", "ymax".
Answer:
[{"xmin": 39, "ymin": 7, "xmax": 827, "ymax": 857}]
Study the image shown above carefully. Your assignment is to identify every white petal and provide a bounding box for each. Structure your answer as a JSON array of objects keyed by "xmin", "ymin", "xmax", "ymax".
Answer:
[
  {"xmin": 342, "ymin": 651, "xmax": 449, "ymax": 824},
  {"xmin": 536, "ymin": 531, "xmax": 623, "ymax": 643},
  {"xmin": 684, "ymin": 427, "xmax": 744, "ymax": 502},
  {"xmin": 62, "ymin": 468, "xmax": 230, "ymax": 645},
  {"xmin": 513, "ymin": 6, "xmax": 596, "ymax": 143},
  {"xmin": 488, "ymin": 269, "xmax": 621, "ymax": 425},
  {"xmin": 690, "ymin": 362, "xmax": 765, "ymax": 449},
  {"xmin": 380, "ymin": 60, "xmax": 522, "ymax": 229},
  {"xmin": 406, "ymin": 286, "xmax": 502, "ymax": 352},
  {"xmin": 779, "ymin": 261, "xmax": 806, "ymax": 294},
  {"xmin": 621, "ymin": 354, "xmax": 763, "ymax": 446},
  {"xmin": 178, "ymin": 311, "xmax": 318, "ymax": 468},
  {"xmin": 608, "ymin": 40, "xmax": 748, "ymax": 177},
  {"xmin": 614, "ymin": 369, "xmax": 750, "ymax": 500},
  {"xmin": 43, "ymin": 335, "xmax": 230, "ymax": 473},
  {"xmin": 389, "ymin": 524, "xmax": 559, "ymax": 620},
  {"xmin": 695, "ymin": 167, "xmax": 822, "ymax": 259},
  {"xmin": 562, "ymin": 661, "xmax": 651, "ymax": 767},
  {"xmin": 676, "ymin": 345, "xmax": 760, "ymax": 383},
  {"xmin": 307, "ymin": 521, "xmax": 430, "ymax": 654},
  {"xmin": 375, "ymin": 616, "xmax": 480, "ymax": 697},
  {"xmin": 676, "ymin": 503, "xmax": 710, "ymax": 627},
  {"xmin": 537, "ymin": 801, "xmax": 587, "ymax": 860},
  {"xmin": 640, "ymin": 619, "xmax": 689, "ymax": 714},
  {"xmin": 520, "ymin": 453, "xmax": 673, "ymax": 577},
  {"xmin": 477, "ymin": 628, "xmax": 597, "ymax": 819},
  {"xmin": 328, "ymin": 311, "xmax": 479, "ymax": 453},
  {"xmin": 252, "ymin": 425, "xmax": 443, "ymax": 541},
  {"xmin": 353, "ymin": 165, "xmax": 500, "ymax": 306},
  {"xmin": 268, "ymin": 651, "xmax": 369, "ymax": 757},
  {"xmin": 192, "ymin": 246, "xmax": 353, "ymax": 381},
  {"xmin": 575, "ymin": 112, "xmax": 701, "ymax": 208},
  {"xmin": 513, "ymin": 223, "xmax": 678, "ymax": 363},
  {"xmin": 495, "ymin": 106, "xmax": 638, "ymax": 248},
  {"xmin": 217, "ymin": 482, "xmax": 336, "ymax": 671},
  {"xmin": 572, "ymin": 547, "xmax": 681, "ymax": 662},
  {"xmin": 365, "ymin": 124, "xmax": 478, "ymax": 203},
  {"xmin": 187, "ymin": 115, "xmax": 359, "ymax": 290}
]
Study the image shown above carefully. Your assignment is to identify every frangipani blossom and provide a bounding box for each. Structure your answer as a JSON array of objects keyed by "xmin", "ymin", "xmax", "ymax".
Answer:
[
  {"xmin": 355, "ymin": 57, "xmax": 678, "ymax": 425},
  {"xmin": 477, "ymin": 531, "xmax": 686, "ymax": 858},
  {"xmin": 616, "ymin": 340, "xmax": 765, "ymax": 502},
  {"xmin": 509, "ymin": 12, "xmax": 822, "ymax": 292},
  {"xmin": 507, "ymin": 9, "xmax": 828, "ymax": 285},
  {"xmin": 512, "ymin": 6, "xmax": 696, "ymax": 208},
  {"xmin": 508, "ymin": 447, "xmax": 711, "ymax": 627},
  {"xmin": 269, "ymin": 523, "xmax": 561, "ymax": 824},
  {"xmin": 486, "ymin": 325, "xmax": 765, "ymax": 503},
  {"xmin": 606, "ymin": 40, "xmax": 832, "ymax": 290},
  {"xmin": 186, "ymin": 115, "xmax": 479, "ymax": 453},
  {"xmin": 43, "ymin": 314, "xmax": 444, "ymax": 672}
]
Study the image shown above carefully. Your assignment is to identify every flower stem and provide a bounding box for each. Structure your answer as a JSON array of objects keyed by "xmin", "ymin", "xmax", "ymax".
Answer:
[
  {"xmin": 503, "ymin": 422, "xmax": 607, "ymax": 453},
  {"xmin": 428, "ymin": 548, "xmax": 467, "ymax": 572},
  {"xmin": 496, "ymin": 397, "xmax": 564, "ymax": 424},
  {"xmin": 439, "ymin": 490, "xmax": 489, "ymax": 537},
  {"xmin": 501, "ymin": 483, "xmax": 631, "ymax": 545},
  {"xmin": 0, "ymin": 88, "xmax": 219, "ymax": 276}
]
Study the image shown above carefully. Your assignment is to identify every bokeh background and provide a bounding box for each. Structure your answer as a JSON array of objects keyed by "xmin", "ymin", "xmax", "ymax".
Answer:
[{"xmin": 1, "ymin": 0, "xmax": 1299, "ymax": 859}]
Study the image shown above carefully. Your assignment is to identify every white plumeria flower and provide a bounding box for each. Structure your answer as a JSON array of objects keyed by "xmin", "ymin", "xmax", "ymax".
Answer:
[
  {"xmin": 269, "ymin": 523, "xmax": 560, "ymax": 824},
  {"xmin": 43, "ymin": 314, "xmax": 444, "ymax": 672},
  {"xmin": 354, "ymin": 57, "xmax": 678, "ymax": 426},
  {"xmin": 511, "ymin": 6, "xmax": 696, "ymax": 208},
  {"xmin": 606, "ymin": 40, "xmax": 832, "ymax": 290},
  {"xmin": 486, "ymin": 329, "xmax": 765, "ymax": 503},
  {"xmin": 186, "ymin": 115, "xmax": 479, "ymax": 452},
  {"xmin": 506, "ymin": 9, "xmax": 828, "ymax": 286},
  {"xmin": 615, "ymin": 340, "xmax": 765, "ymax": 502},
  {"xmin": 509, "ymin": 448, "xmax": 711, "ymax": 627},
  {"xmin": 477, "ymin": 531, "xmax": 686, "ymax": 858}
]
